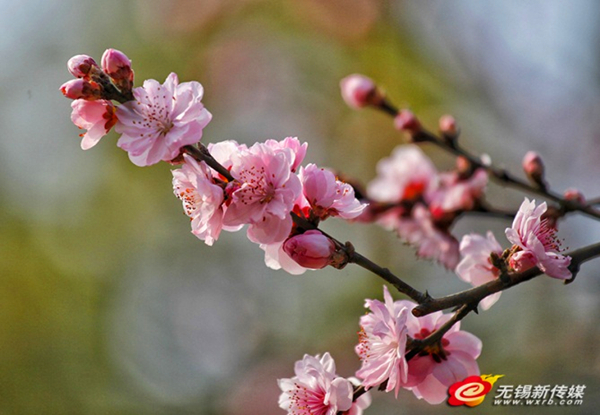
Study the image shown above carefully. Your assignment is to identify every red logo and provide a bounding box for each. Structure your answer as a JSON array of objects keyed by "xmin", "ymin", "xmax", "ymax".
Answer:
[{"xmin": 448, "ymin": 374, "xmax": 503, "ymax": 407}]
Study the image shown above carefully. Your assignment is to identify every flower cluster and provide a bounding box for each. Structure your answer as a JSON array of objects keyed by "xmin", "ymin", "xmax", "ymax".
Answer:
[
  {"xmin": 172, "ymin": 138, "xmax": 367, "ymax": 272},
  {"xmin": 362, "ymin": 144, "xmax": 488, "ymax": 269},
  {"xmin": 278, "ymin": 353, "xmax": 371, "ymax": 415},
  {"xmin": 354, "ymin": 286, "xmax": 482, "ymax": 404},
  {"xmin": 62, "ymin": 50, "xmax": 367, "ymax": 273},
  {"xmin": 62, "ymin": 54, "xmax": 586, "ymax": 414},
  {"xmin": 456, "ymin": 198, "xmax": 572, "ymax": 309},
  {"xmin": 61, "ymin": 49, "xmax": 212, "ymax": 166}
]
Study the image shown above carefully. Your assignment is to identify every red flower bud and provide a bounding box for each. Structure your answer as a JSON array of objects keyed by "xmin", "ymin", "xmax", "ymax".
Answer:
[
  {"xmin": 67, "ymin": 54, "xmax": 99, "ymax": 78},
  {"xmin": 394, "ymin": 109, "xmax": 421, "ymax": 134},
  {"xmin": 59, "ymin": 79, "xmax": 102, "ymax": 100},
  {"xmin": 439, "ymin": 114, "xmax": 457, "ymax": 136},
  {"xmin": 340, "ymin": 74, "xmax": 378, "ymax": 109},
  {"xmin": 522, "ymin": 151, "xmax": 545, "ymax": 188},
  {"xmin": 283, "ymin": 231, "xmax": 337, "ymax": 269},
  {"xmin": 563, "ymin": 188, "xmax": 585, "ymax": 204},
  {"xmin": 101, "ymin": 48, "xmax": 134, "ymax": 92}
]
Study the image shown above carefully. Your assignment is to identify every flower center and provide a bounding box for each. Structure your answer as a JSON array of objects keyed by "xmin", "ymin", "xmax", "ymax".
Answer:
[
  {"xmin": 537, "ymin": 219, "xmax": 562, "ymax": 252},
  {"xmin": 288, "ymin": 381, "xmax": 328, "ymax": 415},
  {"xmin": 402, "ymin": 180, "xmax": 426, "ymax": 201},
  {"xmin": 135, "ymin": 87, "xmax": 175, "ymax": 137},
  {"xmin": 235, "ymin": 165, "xmax": 275, "ymax": 205},
  {"xmin": 413, "ymin": 328, "xmax": 451, "ymax": 362}
]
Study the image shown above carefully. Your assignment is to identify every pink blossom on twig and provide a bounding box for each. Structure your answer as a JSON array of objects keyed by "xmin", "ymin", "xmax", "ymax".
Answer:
[
  {"xmin": 355, "ymin": 286, "xmax": 409, "ymax": 397},
  {"xmin": 456, "ymin": 232, "xmax": 503, "ymax": 310},
  {"xmin": 398, "ymin": 301, "xmax": 482, "ymax": 404},
  {"xmin": 505, "ymin": 198, "xmax": 571, "ymax": 279},
  {"xmin": 70, "ymin": 99, "xmax": 117, "ymax": 150},
  {"xmin": 300, "ymin": 164, "xmax": 367, "ymax": 220},
  {"xmin": 223, "ymin": 140, "xmax": 302, "ymax": 244},
  {"xmin": 172, "ymin": 154, "xmax": 225, "ymax": 246},
  {"xmin": 115, "ymin": 73, "xmax": 212, "ymax": 166},
  {"xmin": 278, "ymin": 353, "xmax": 353, "ymax": 415}
]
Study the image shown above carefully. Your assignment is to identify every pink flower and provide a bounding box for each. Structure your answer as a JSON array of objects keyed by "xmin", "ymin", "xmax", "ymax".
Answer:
[
  {"xmin": 261, "ymin": 240, "xmax": 309, "ymax": 275},
  {"xmin": 340, "ymin": 74, "xmax": 377, "ymax": 109},
  {"xmin": 70, "ymin": 99, "xmax": 117, "ymax": 150},
  {"xmin": 278, "ymin": 353, "xmax": 353, "ymax": 415},
  {"xmin": 115, "ymin": 72, "xmax": 212, "ymax": 166},
  {"xmin": 300, "ymin": 164, "xmax": 367, "ymax": 220},
  {"xmin": 428, "ymin": 169, "xmax": 488, "ymax": 214},
  {"xmin": 398, "ymin": 301, "xmax": 482, "ymax": 405},
  {"xmin": 505, "ymin": 198, "xmax": 571, "ymax": 279},
  {"xmin": 397, "ymin": 205, "xmax": 460, "ymax": 270},
  {"xmin": 172, "ymin": 154, "xmax": 224, "ymax": 246},
  {"xmin": 283, "ymin": 230, "xmax": 337, "ymax": 269},
  {"xmin": 456, "ymin": 232, "xmax": 503, "ymax": 310},
  {"xmin": 223, "ymin": 141, "xmax": 302, "ymax": 244},
  {"xmin": 355, "ymin": 286, "xmax": 409, "ymax": 397},
  {"xmin": 367, "ymin": 145, "xmax": 437, "ymax": 205},
  {"xmin": 207, "ymin": 140, "xmax": 247, "ymax": 173},
  {"xmin": 264, "ymin": 136, "xmax": 307, "ymax": 173}
]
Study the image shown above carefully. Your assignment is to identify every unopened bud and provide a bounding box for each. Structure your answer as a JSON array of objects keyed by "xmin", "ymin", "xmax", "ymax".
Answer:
[
  {"xmin": 509, "ymin": 250, "xmax": 537, "ymax": 273},
  {"xmin": 67, "ymin": 54, "xmax": 99, "ymax": 78},
  {"xmin": 522, "ymin": 151, "xmax": 545, "ymax": 188},
  {"xmin": 283, "ymin": 230, "xmax": 337, "ymax": 269},
  {"xmin": 60, "ymin": 79, "xmax": 102, "ymax": 100},
  {"xmin": 394, "ymin": 109, "xmax": 421, "ymax": 134},
  {"xmin": 456, "ymin": 156, "xmax": 473, "ymax": 177},
  {"xmin": 563, "ymin": 188, "xmax": 585, "ymax": 204},
  {"xmin": 101, "ymin": 48, "xmax": 134, "ymax": 90},
  {"xmin": 439, "ymin": 114, "xmax": 457, "ymax": 136},
  {"xmin": 340, "ymin": 74, "xmax": 379, "ymax": 109}
]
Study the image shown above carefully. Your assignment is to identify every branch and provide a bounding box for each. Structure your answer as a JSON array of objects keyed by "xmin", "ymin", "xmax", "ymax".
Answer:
[
  {"xmin": 413, "ymin": 241, "xmax": 600, "ymax": 316},
  {"xmin": 374, "ymin": 101, "xmax": 600, "ymax": 221},
  {"xmin": 348, "ymin": 249, "xmax": 429, "ymax": 303},
  {"xmin": 405, "ymin": 303, "xmax": 475, "ymax": 360},
  {"xmin": 183, "ymin": 144, "xmax": 234, "ymax": 181},
  {"xmin": 289, "ymin": 212, "xmax": 429, "ymax": 303},
  {"xmin": 340, "ymin": 302, "xmax": 475, "ymax": 413}
]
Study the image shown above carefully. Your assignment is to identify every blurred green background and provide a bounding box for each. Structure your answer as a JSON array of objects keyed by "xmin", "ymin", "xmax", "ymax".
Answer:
[{"xmin": 2, "ymin": 0, "xmax": 600, "ymax": 414}]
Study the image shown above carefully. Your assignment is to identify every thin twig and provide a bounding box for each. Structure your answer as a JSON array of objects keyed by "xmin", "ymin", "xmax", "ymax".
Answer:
[
  {"xmin": 349, "ymin": 250, "xmax": 429, "ymax": 303},
  {"xmin": 183, "ymin": 144, "xmax": 234, "ymax": 181},
  {"xmin": 406, "ymin": 303, "xmax": 475, "ymax": 360},
  {"xmin": 413, "ymin": 241, "xmax": 600, "ymax": 316},
  {"xmin": 374, "ymin": 101, "xmax": 600, "ymax": 221}
]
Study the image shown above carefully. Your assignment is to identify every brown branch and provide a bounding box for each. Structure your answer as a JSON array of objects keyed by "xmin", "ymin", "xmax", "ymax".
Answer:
[
  {"xmin": 182, "ymin": 144, "xmax": 234, "ymax": 181},
  {"xmin": 289, "ymin": 212, "xmax": 429, "ymax": 303},
  {"xmin": 406, "ymin": 303, "xmax": 475, "ymax": 360},
  {"xmin": 413, "ymin": 241, "xmax": 600, "ymax": 317},
  {"xmin": 348, "ymin": 250, "xmax": 429, "ymax": 303},
  {"xmin": 372, "ymin": 100, "xmax": 600, "ymax": 221},
  {"xmin": 340, "ymin": 303, "xmax": 476, "ymax": 413}
]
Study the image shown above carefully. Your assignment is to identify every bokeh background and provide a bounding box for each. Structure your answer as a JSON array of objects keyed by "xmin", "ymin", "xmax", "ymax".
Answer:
[{"xmin": 2, "ymin": 0, "xmax": 600, "ymax": 414}]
